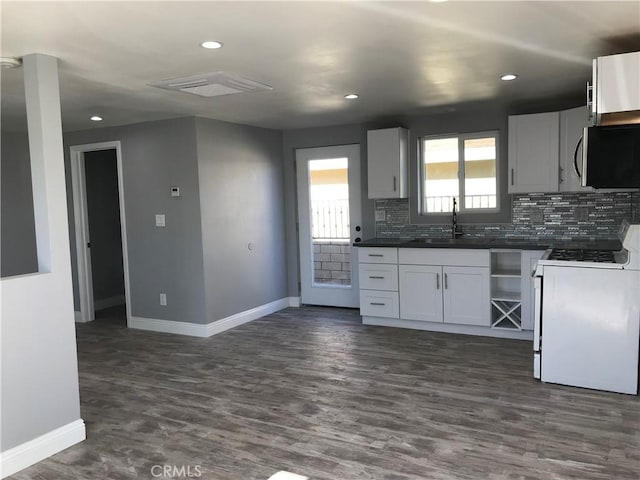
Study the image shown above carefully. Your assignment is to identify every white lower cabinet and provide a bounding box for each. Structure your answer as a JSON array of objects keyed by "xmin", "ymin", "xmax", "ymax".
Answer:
[
  {"xmin": 359, "ymin": 290, "xmax": 399, "ymax": 318},
  {"xmin": 399, "ymin": 264, "xmax": 489, "ymax": 326},
  {"xmin": 398, "ymin": 265, "xmax": 442, "ymax": 322}
]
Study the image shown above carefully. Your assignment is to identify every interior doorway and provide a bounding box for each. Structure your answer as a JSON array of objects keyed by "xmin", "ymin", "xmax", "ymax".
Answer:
[{"xmin": 70, "ymin": 141, "xmax": 131, "ymax": 326}]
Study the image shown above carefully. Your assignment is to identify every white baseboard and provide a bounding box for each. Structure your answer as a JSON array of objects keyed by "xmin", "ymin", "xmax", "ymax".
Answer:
[
  {"xmin": 288, "ymin": 297, "xmax": 301, "ymax": 308},
  {"xmin": 362, "ymin": 316, "xmax": 534, "ymax": 341},
  {"xmin": 0, "ymin": 419, "xmax": 85, "ymax": 479},
  {"xmin": 130, "ymin": 297, "xmax": 293, "ymax": 338},
  {"xmin": 94, "ymin": 294, "xmax": 125, "ymax": 311}
]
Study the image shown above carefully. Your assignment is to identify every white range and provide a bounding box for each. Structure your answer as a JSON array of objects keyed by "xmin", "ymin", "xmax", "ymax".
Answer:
[{"xmin": 533, "ymin": 221, "xmax": 640, "ymax": 394}]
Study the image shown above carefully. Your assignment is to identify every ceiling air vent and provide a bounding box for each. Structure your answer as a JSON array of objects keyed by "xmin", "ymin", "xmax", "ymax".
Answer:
[{"xmin": 149, "ymin": 71, "xmax": 273, "ymax": 98}]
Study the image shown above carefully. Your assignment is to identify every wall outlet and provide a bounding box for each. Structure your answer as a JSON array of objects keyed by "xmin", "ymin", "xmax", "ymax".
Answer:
[
  {"xmin": 159, "ymin": 293, "xmax": 167, "ymax": 306},
  {"xmin": 155, "ymin": 214, "xmax": 166, "ymax": 227},
  {"xmin": 375, "ymin": 210, "xmax": 386, "ymax": 222},
  {"xmin": 575, "ymin": 206, "xmax": 589, "ymax": 222},
  {"xmin": 530, "ymin": 208, "xmax": 544, "ymax": 223}
]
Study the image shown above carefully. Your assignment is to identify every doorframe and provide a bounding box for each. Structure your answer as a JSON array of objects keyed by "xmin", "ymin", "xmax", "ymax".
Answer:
[
  {"xmin": 70, "ymin": 141, "xmax": 132, "ymax": 327},
  {"xmin": 296, "ymin": 144, "xmax": 361, "ymax": 308}
]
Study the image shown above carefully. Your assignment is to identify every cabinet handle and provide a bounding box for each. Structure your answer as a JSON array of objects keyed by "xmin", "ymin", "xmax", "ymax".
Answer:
[
  {"xmin": 370, "ymin": 302, "xmax": 386, "ymax": 306},
  {"xmin": 369, "ymin": 276, "xmax": 385, "ymax": 279},
  {"xmin": 393, "ymin": 176, "xmax": 397, "ymax": 192},
  {"xmin": 368, "ymin": 254, "xmax": 384, "ymax": 257},
  {"xmin": 436, "ymin": 273, "xmax": 440, "ymax": 290},
  {"xmin": 511, "ymin": 168, "xmax": 514, "ymax": 186},
  {"xmin": 444, "ymin": 273, "xmax": 448, "ymax": 289}
]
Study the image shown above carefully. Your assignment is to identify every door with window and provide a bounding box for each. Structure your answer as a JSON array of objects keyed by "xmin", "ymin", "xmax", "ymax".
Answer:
[{"xmin": 296, "ymin": 145, "xmax": 361, "ymax": 307}]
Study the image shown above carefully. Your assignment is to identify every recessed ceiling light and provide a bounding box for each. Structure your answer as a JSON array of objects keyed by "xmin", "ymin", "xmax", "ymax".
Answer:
[
  {"xmin": 344, "ymin": 94, "xmax": 359, "ymax": 100},
  {"xmin": 90, "ymin": 116, "xmax": 103, "ymax": 122},
  {"xmin": 201, "ymin": 41, "xmax": 223, "ymax": 49},
  {"xmin": 501, "ymin": 74, "xmax": 518, "ymax": 81}
]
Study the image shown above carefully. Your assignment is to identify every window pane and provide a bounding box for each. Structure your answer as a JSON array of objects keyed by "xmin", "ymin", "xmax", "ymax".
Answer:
[
  {"xmin": 464, "ymin": 137, "xmax": 496, "ymax": 209},
  {"xmin": 423, "ymin": 137, "xmax": 459, "ymax": 213},
  {"xmin": 309, "ymin": 158, "xmax": 351, "ymax": 286}
]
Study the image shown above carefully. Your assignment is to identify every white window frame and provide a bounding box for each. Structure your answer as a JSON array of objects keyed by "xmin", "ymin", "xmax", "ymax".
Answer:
[{"xmin": 419, "ymin": 130, "xmax": 500, "ymax": 216}]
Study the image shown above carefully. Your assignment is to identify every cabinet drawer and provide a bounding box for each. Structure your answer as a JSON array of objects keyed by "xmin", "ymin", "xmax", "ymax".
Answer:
[
  {"xmin": 359, "ymin": 264, "xmax": 398, "ymax": 291},
  {"xmin": 358, "ymin": 247, "xmax": 398, "ymax": 264},
  {"xmin": 399, "ymin": 248, "xmax": 489, "ymax": 267},
  {"xmin": 360, "ymin": 290, "xmax": 399, "ymax": 318}
]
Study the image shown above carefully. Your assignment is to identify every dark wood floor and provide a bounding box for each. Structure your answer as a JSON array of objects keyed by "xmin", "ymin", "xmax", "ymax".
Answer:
[{"xmin": 10, "ymin": 306, "xmax": 640, "ymax": 479}]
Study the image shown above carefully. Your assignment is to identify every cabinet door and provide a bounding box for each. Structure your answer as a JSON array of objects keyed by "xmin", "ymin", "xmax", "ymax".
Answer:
[
  {"xmin": 559, "ymin": 107, "xmax": 593, "ymax": 193},
  {"xmin": 508, "ymin": 112, "xmax": 560, "ymax": 194},
  {"xmin": 367, "ymin": 128, "xmax": 408, "ymax": 199},
  {"xmin": 597, "ymin": 52, "xmax": 640, "ymax": 114},
  {"xmin": 443, "ymin": 266, "xmax": 490, "ymax": 326},
  {"xmin": 398, "ymin": 265, "xmax": 443, "ymax": 322}
]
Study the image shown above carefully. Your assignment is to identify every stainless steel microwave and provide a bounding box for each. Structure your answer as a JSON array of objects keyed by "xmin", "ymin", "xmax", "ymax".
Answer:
[{"xmin": 580, "ymin": 125, "xmax": 640, "ymax": 188}]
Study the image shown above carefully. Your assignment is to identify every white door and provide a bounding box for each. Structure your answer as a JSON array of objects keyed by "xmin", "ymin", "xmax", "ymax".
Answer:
[
  {"xmin": 296, "ymin": 145, "xmax": 362, "ymax": 307},
  {"xmin": 442, "ymin": 266, "xmax": 490, "ymax": 326},
  {"xmin": 398, "ymin": 265, "xmax": 443, "ymax": 322}
]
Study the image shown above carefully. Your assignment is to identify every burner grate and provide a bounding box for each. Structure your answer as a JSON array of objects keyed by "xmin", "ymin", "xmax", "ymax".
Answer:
[{"xmin": 548, "ymin": 249, "xmax": 616, "ymax": 263}]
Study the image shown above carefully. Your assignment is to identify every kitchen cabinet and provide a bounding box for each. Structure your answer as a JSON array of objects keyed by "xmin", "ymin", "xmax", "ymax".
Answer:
[
  {"xmin": 398, "ymin": 249, "xmax": 490, "ymax": 327},
  {"xmin": 508, "ymin": 112, "xmax": 560, "ymax": 194},
  {"xmin": 593, "ymin": 52, "xmax": 640, "ymax": 118},
  {"xmin": 559, "ymin": 106, "xmax": 593, "ymax": 192},
  {"xmin": 367, "ymin": 127, "xmax": 408, "ymax": 199},
  {"xmin": 358, "ymin": 247, "xmax": 399, "ymax": 319}
]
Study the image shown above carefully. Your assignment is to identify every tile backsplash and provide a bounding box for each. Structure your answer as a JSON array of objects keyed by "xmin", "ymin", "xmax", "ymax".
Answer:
[{"xmin": 375, "ymin": 191, "xmax": 640, "ymax": 240}]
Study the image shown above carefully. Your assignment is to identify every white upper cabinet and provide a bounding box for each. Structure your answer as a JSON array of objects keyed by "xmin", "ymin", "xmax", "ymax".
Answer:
[
  {"xmin": 508, "ymin": 112, "xmax": 560, "ymax": 194},
  {"xmin": 594, "ymin": 52, "xmax": 640, "ymax": 116},
  {"xmin": 559, "ymin": 106, "xmax": 593, "ymax": 192},
  {"xmin": 367, "ymin": 127, "xmax": 408, "ymax": 199}
]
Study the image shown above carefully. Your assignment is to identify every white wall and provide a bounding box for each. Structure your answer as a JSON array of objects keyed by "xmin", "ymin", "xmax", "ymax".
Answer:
[{"xmin": 0, "ymin": 54, "xmax": 84, "ymax": 478}]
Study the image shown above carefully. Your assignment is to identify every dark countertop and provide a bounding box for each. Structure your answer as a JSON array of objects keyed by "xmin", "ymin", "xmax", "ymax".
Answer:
[{"xmin": 355, "ymin": 237, "xmax": 622, "ymax": 251}]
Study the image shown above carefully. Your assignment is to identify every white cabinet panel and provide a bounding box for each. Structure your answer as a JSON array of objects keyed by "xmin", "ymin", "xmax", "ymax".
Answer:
[
  {"xmin": 360, "ymin": 290, "xmax": 399, "ymax": 318},
  {"xmin": 359, "ymin": 264, "xmax": 398, "ymax": 291},
  {"xmin": 398, "ymin": 248, "xmax": 489, "ymax": 267},
  {"xmin": 559, "ymin": 107, "xmax": 593, "ymax": 193},
  {"xmin": 596, "ymin": 52, "xmax": 640, "ymax": 115},
  {"xmin": 442, "ymin": 266, "xmax": 490, "ymax": 326},
  {"xmin": 398, "ymin": 265, "xmax": 443, "ymax": 323},
  {"xmin": 367, "ymin": 128, "xmax": 408, "ymax": 199},
  {"xmin": 358, "ymin": 247, "xmax": 398, "ymax": 264},
  {"xmin": 508, "ymin": 112, "xmax": 560, "ymax": 194}
]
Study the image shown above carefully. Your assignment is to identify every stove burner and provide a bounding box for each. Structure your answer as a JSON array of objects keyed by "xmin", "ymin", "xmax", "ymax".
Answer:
[{"xmin": 548, "ymin": 248, "xmax": 616, "ymax": 263}]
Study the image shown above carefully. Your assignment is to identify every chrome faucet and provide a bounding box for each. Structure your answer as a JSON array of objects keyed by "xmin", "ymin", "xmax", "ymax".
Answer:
[{"xmin": 451, "ymin": 197, "xmax": 463, "ymax": 239}]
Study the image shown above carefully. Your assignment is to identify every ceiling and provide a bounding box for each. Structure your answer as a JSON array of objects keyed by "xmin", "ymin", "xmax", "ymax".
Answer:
[{"xmin": 1, "ymin": 1, "xmax": 639, "ymax": 132}]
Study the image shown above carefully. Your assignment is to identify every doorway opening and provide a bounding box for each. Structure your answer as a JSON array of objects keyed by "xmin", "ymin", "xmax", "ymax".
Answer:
[{"xmin": 70, "ymin": 141, "xmax": 131, "ymax": 327}]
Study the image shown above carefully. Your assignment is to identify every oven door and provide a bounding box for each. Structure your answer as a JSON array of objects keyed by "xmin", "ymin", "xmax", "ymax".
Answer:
[{"xmin": 532, "ymin": 264, "xmax": 544, "ymax": 379}]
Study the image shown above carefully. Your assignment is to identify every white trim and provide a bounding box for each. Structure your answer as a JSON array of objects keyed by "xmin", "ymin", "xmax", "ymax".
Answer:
[
  {"xmin": 130, "ymin": 298, "xmax": 292, "ymax": 337},
  {"xmin": 0, "ymin": 419, "xmax": 85, "ymax": 479},
  {"xmin": 288, "ymin": 297, "xmax": 301, "ymax": 308},
  {"xmin": 70, "ymin": 142, "xmax": 132, "ymax": 327},
  {"xmin": 94, "ymin": 295, "xmax": 126, "ymax": 311},
  {"xmin": 362, "ymin": 316, "xmax": 533, "ymax": 341},
  {"xmin": 74, "ymin": 311, "xmax": 84, "ymax": 323}
]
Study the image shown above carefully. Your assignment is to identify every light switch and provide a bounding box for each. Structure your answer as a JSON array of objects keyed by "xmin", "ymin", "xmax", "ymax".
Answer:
[{"xmin": 155, "ymin": 214, "xmax": 166, "ymax": 227}]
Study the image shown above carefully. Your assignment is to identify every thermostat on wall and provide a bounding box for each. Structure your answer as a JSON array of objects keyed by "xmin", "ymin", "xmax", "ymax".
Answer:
[{"xmin": 170, "ymin": 186, "xmax": 180, "ymax": 197}]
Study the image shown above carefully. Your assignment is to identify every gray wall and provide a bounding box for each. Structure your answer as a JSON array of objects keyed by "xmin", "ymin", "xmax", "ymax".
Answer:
[
  {"xmin": 195, "ymin": 117, "xmax": 287, "ymax": 322},
  {"xmin": 84, "ymin": 149, "xmax": 125, "ymax": 302},
  {"xmin": 282, "ymin": 124, "xmax": 375, "ymax": 297},
  {"xmin": 64, "ymin": 118, "xmax": 207, "ymax": 323},
  {"xmin": 1, "ymin": 131, "xmax": 38, "ymax": 277}
]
